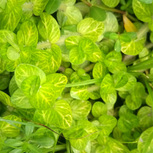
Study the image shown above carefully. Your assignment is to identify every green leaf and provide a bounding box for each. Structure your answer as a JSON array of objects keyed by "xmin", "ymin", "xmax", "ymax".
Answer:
[
  {"xmin": 34, "ymin": 100, "xmax": 72, "ymax": 129},
  {"xmin": 102, "ymin": 0, "xmax": 120, "ymax": 8},
  {"xmin": 104, "ymin": 51, "xmax": 127, "ymax": 74},
  {"xmin": 114, "ymin": 39, "xmax": 121, "ymax": 52},
  {"xmin": 125, "ymin": 95, "xmax": 142, "ymax": 110},
  {"xmin": 77, "ymin": 18, "xmax": 104, "ymax": 42},
  {"xmin": 21, "ymin": 75, "xmax": 40, "ymax": 97},
  {"xmin": 45, "ymin": 0, "xmax": 61, "ymax": 14},
  {"xmin": 0, "ymin": 115, "xmax": 21, "ymax": 137},
  {"xmin": 103, "ymin": 12, "xmax": 119, "ymax": 33},
  {"xmin": 30, "ymin": 74, "xmax": 67, "ymax": 109},
  {"xmin": 65, "ymin": 36, "xmax": 81, "ymax": 50},
  {"xmin": 0, "ymin": 0, "xmax": 23, "ymax": 31},
  {"xmin": 31, "ymin": 128, "xmax": 55, "ymax": 148},
  {"xmin": 137, "ymin": 106, "xmax": 153, "ymax": 130},
  {"xmin": 96, "ymin": 137, "xmax": 130, "ymax": 153},
  {"xmin": 132, "ymin": 0, "xmax": 153, "ymax": 22},
  {"xmin": 0, "ymin": 71, "xmax": 10, "ymax": 90},
  {"xmin": 57, "ymin": 6, "xmax": 82, "ymax": 26},
  {"xmin": 121, "ymin": 38, "xmax": 144, "ymax": 55},
  {"xmin": 78, "ymin": 37, "xmax": 105, "ymax": 62},
  {"xmin": 33, "ymin": 44, "xmax": 62, "ymax": 74},
  {"xmin": 100, "ymin": 74, "xmax": 117, "ymax": 109},
  {"xmin": 0, "ymin": 90, "xmax": 13, "ymax": 106},
  {"xmin": 113, "ymin": 71, "xmax": 136, "ymax": 91},
  {"xmin": 98, "ymin": 114, "xmax": 117, "ymax": 136},
  {"xmin": 15, "ymin": 64, "xmax": 46, "ymax": 88},
  {"xmin": 89, "ymin": 6, "xmax": 106, "ymax": 21},
  {"xmin": 139, "ymin": 0, "xmax": 153, "ymax": 3},
  {"xmin": 38, "ymin": 12, "xmax": 60, "ymax": 43},
  {"xmin": 9, "ymin": 76, "xmax": 18, "ymax": 96},
  {"xmin": 0, "ymin": 30, "xmax": 19, "ymax": 51},
  {"xmin": 138, "ymin": 126, "xmax": 153, "ymax": 153},
  {"xmin": 31, "ymin": 0, "xmax": 49, "ymax": 16},
  {"xmin": 7, "ymin": 46, "xmax": 20, "ymax": 61},
  {"xmin": 70, "ymin": 100, "xmax": 91, "ymax": 120},
  {"xmin": 11, "ymin": 89, "xmax": 33, "ymax": 109},
  {"xmin": 92, "ymin": 102, "xmax": 107, "ymax": 118},
  {"xmin": 69, "ymin": 46, "xmax": 86, "ymax": 65},
  {"xmin": 117, "ymin": 112, "xmax": 139, "ymax": 132},
  {"xmin": 17, "ymin": 21, "xmax": 38, "ymax": 47},
  {"xmin": 92, "ymin": 62, "xmax": 108, "ymax": 80}
]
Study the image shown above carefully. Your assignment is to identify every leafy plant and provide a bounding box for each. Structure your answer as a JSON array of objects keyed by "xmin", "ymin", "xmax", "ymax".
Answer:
[{"xmin": 0, "ymin": 0, "xmax": 153, "ymax": 152}]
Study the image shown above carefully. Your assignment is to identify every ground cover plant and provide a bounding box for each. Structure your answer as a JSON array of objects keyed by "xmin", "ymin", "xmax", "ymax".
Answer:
[{"xmin": 0, "ymin": 0, "xmax": 153, "ymax": 152}]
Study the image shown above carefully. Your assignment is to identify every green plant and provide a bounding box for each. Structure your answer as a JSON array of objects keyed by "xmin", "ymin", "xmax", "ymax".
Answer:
[{"xmin": 0, "ymin": 0, "xmax": 153, "ymax": 152}]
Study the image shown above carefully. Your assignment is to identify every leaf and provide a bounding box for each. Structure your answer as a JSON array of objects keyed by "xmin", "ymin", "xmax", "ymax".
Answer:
[
  {"xmin": 103, "ymin": 12, "xmax": 119, "ymax": 33},
  {"xmin": 9, "ymin": 76, "xmax": 18, "ymax": 96},
  {"xmin": 0, "ymin": 71, "xmax": 10, "ymax": 90},
  {"xmin": 69, "ymin": 46, "xmax": 86, "ymax": 65},
  {"xmin": 121, "ymin": 38, "xmax": 144, "ymax": 55},
  {"xmin": 114, "ymin": 39, "xmax": 121, "ymax": 52},
  {"xmin": 7, "ymin": 46, "xmax": 20, "ymax": 61},
  {"xmin": 11, "ymin": 89, "xmax": 33, "ymax": 109},
  {"xmin": 98, "ymin": 114, "xmax": 117, "ymax": 136},
  {"xmin": 38, "ymin": 12, "xmax": 60, "ymax": 43},
  {"xmin": 92, "ymin": 102, "xmax": 107, "ymax": 118},
  {"xmin": 139, "ymin": 0, "xmax": 153, "ymax": 4},
  {"xmin": 70, "ymin": 86, "xmax": 90, "ymax": 100},
  {"xmin": 0, "ymin": 90, "xmax": 13, "ymax": 106},
  {"xmin": 15, "ymin": 64, "xmax": 46, "ymax": 88},
  {"xmin": 100, "ymin": 74, "xmax": 117, "ymax": 109},
  {"xmin": 102, "ymin": 0, "xmax": 120, "ymax": 8},
  {"xmin": 0, "ymin": 115, "xmax": 21, "ymax": 137},
  {"xmin": 45, "ymin": 0, "xmax": 61, "ymax": 14},
  {"xmin": 70, "ymin": 100, "xmax": 91, "ymax": 120},
  {"xmin": 65, "ymin": 36, "xmax": 81, "ymax": 50},
  {"xmin": 0, "ymin": 0, "xmax": 23, "ymax": 31},
  {"xmin": 113, "ymin": 71, "xmax": 137, "ymax": 91},
  {"xmin": 0, "ymin": 30, "xmax": 19, "ymax": 51},
  {"xmin": 117, "ymin": 112, "xmax": 139, "ymax": 132},
  {"xmin": 21, "ymin": 75, "xmax": 40, "ymax": 97},
  {"xmin": 77, "ymin": 18, "xmax": 104, "ymax": 42},
  {"xmin": 78, "ymin": 37, "xmax": 105, "ymax": 62},
  {"xmin": 31, "ymin": 0, "xmax": 49, "ymax": 16},
  {"xmin": 138, "ymin": 126, "xmax": 153, "ymax": 153},
  {"xmin": 30, "ymin": 74, "xmax": 67, "ymax": 109},
  {"xmin": 89, "ymin": 6, "xmax": 106, "ymax": 21},
  {"xmin": 33, "ymin": 44, "xmax": 62, "ymax": 74},
  {"xmin": 92, "ymin": 62, "xmax": 108, "ymax": 80},
  {"xmin": 17, "ymin": 21, "xmax": 38, "ymax": 47},
  {"xmin": 137, "ymin": 106, "xmax": 153, "ymax": 130},
  {"xmin": 132, "ymin": 0, "xmax": 153, "ymax": 22},
  {"xmin": 57, "ymin": 6, "xmax": 82, "ymax": 26},
  {"xmin": 34, "ymin": 100, "xmax": 72, "ymax": 129}
]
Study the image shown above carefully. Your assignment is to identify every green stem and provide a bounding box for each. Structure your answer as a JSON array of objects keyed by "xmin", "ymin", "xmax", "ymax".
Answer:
[
  {"xmin": 81, "ymin": 0, "xmax": 125, "ymax": 14},
  {"xmin": 125, "ymin": 12, "xmax": 138, "ymax": 22},
  {"xmin": 65, "ymin": 79, "xmax": 101, "ymax": 88},
  {"xmin": 36, "ymin": 41, "xmax": 51, "ymax": 50}
]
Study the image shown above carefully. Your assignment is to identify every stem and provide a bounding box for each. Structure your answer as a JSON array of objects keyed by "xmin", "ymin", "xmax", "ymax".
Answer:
[
  {"xmin": 81, "ymin": 0, "xmax": 125, "ymax": 14},
  {"xmin": 125, "ymin": 12, "xmax": 138, "ymax": 22},
  {"xmin": 137, "ymin": 23, "xmax": 149, "ymax": 39},
  {"xmin": 36, "ymin": 41, "xmax": 51, "ymax": 50},
  {"xmin": 65, "ymin": 79, "xmax": 101, "ymax": 88}
]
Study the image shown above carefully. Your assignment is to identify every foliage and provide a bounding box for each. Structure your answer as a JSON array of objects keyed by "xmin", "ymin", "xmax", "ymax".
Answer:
[{"xmin": 0, "ymin": 0, "xmax": 153, "ymax": 152}]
